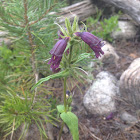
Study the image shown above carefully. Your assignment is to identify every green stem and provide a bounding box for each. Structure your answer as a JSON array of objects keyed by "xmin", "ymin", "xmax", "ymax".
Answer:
[
  {"xmin": 68, "ymin": 45, "xmax": 73, "ymax": 65},
  {"xmin": 58, "ymin": 121, "xmax": 64, "ymax": 140},
  {"xmin": 58, "ymin": 77, "xmax": 67, "ymax": 140},
  {"xmin": 63, "ymin": 77, "xmax": 67, "ymax": 112}
]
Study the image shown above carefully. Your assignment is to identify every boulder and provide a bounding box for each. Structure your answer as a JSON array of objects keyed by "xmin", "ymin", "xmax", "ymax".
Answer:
[
  {"xmin": 112, "ymin": 21, "xmax": 137, "ymax": 39},
  {"xmin": 91, "ymin": 0, "xmax": 140, "ymax": 25},
  {"xmin": 119, "ymin": 58, "xmax": 140, "ymax": 107},
  {"xmin": 83, "ymin": 71, "xmax": 119, "ymax": 115}
]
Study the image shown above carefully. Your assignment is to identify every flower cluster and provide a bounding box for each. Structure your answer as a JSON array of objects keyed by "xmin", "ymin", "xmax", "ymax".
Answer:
[{"xmin": 48, "ymin": 30, "xmax": 104, "ymax": 72}]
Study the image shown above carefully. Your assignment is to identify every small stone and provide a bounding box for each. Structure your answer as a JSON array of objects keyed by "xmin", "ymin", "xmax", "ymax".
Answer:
[
  {"xmin": 120, "ymin": 111, "xmax": 138, "ymax": 125},
  {"xmin": 89, "ymin": 127, "xmax": 100, "ymax": 134},
  {"xmin": 100, "ymin": 42, "xmax": 119, "ymax": 68},
  {"xmin": 63, "ymin": 124, "xmax": 69, "ymax": 134},
  {"xmin": 83, "ymin": 71, "xmax": 119, "ymax": 115},
  {"xmin": 0, "ymin": 38, "xmax": 12, "ymax": 47},
  {"xmin": 0, "ymin": 31, "xmax": 8, "ymax": 37}
]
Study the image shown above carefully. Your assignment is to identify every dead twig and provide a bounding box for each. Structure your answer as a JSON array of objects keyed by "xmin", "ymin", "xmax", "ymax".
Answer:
[{"xmin": 79, "ymin": 122, "xmax": 101, "ymax": 140}]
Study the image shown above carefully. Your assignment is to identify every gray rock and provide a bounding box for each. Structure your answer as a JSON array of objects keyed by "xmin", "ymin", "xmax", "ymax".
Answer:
[
  {"xmin": 83, "ymin": 71, "xmax": 119, "ymax": 115},
  {"xmin": 119, "ymin": 58, "xmax": 140, "ymax": 106},
  {"xmin": 112, "ymin": 21, "xmax": 137, "ymax": 39},
  {"xmin": 0, "ymin": 31, "xmax": 8, "ymax": 37},
  {"xmin": 120, "ymin": 111, "xmax": 138, "ymax": 125},
  {"xmin": 0, "ymin": 38, "xmax": 12, "ymax": 46},
  {"xmin": 100, "ymin": 42, "xmax": 119, "ymax": 67}
]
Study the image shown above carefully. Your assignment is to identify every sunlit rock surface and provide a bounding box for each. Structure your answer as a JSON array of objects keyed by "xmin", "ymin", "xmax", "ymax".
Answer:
[
  {"xmin": 112, "ymin": 21, "xmax": 137, "ymax": 39},
  {"xmin": 83, "ymin": 71, "xmax": 119, "ymax": 115}
]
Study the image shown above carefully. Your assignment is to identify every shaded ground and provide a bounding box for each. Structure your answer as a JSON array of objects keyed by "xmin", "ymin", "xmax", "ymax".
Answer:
[{"xmin": 49, "ymin": 37, "xmax": 140, "ymax": 140}]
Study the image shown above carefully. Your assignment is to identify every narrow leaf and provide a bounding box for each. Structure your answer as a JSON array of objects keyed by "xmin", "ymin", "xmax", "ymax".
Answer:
[
  {"xmin": 65, "ymin": 18, "xmax": 72, "ymax": 35},
  {"xmin": 72, "ymin": 16, "xmax": 77, "ymax": 32},
  {"xmin": 32, "ymin": 70, "xmax": 69, "ymax": 90},
  {"xmin": 74, "ymin": 53, "xmax": 90, "ymax": 64}
]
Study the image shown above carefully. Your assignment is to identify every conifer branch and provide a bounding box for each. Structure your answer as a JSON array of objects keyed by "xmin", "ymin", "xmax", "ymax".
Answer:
[
  {"xmin": 23, "ymin": 0, "xmax": 38, "ymax": 99},
  {"xmin": 0, "ymin": 5, "xmax": 25, "ymax": 27},
  {"xmin": 0, "ymin": 16, "xmax": 25, "ymax": 27},
  {"xmin": 29, "ymin": 4, "xmax": 56, "ymax": 26}
]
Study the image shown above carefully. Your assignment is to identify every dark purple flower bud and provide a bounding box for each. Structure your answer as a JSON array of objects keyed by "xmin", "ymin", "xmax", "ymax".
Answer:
[
  {"xmin": 58, "ymin": 30, "xmax": 64, "ymax": 39},
  {"xmin": 75, "ymin": 32, "xmax": 104, "ymax": 58},
  {"xmin": 106, "ymin": 112, "xmax": 114, "ymax": 120},
  {"xmin": 48, "ymin": 37, "xmax": 69, "ymax": 72}
]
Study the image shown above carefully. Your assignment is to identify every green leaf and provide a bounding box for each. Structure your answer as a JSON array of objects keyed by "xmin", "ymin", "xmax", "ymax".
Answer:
[
  {"xmin": 80, "ymin": 21, "xmax": 87, "ymax": 32},
  {"xmin": 74, "ymin": 53, "xmax": 90, "ymax": 64},
  {"xmin": 57, "ymin": 105, "xmax": 72, "ymax": 114},
  {"xmin": 57, "ymin": 105, "xmax": 65, "ymax": 113},
  {"xmin": 72, "ymin": 16, "xmax": 77, "ymax": 32},
  {"xmin": 60, "ymin": 112, "xmax": 79, "ymax": 140},
  {"xmin": 32, "ymin": 69, "xmax": 70, "ymax": 90},
  {"xmin": 65, "ymin": 18, "xmax": 73, "ymax": 35}
]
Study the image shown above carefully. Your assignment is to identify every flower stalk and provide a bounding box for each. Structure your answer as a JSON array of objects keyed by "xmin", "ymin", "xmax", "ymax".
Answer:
[
  {"xmin": 63, "ymin": 77, "xmax": 67, "ymax": 112},
  {"xmin": 58, "ymin": 121, "xmax": 65, "ymax": 140},
  {"xmin": 58, "ymin": 77, "xmax": 67, "ymax": 140},
  {"xmin": 68, "ymin": 45, "xmax": 73, "ymax": 65}
]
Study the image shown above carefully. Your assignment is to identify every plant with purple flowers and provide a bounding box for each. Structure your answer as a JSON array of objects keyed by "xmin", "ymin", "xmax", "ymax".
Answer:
[{"xmin": 32, "ymin": 16, "xmax": 105, "ymax": 140}]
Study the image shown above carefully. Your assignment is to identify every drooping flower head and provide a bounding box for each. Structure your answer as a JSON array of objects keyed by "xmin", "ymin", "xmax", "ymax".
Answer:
[
  {"xmin": 75, "ymin": 32, "xmax": 104, "ymax": 58},
  {"xmin": 48, "ymin": 37, "xmax": 70, "ymax": 72}
]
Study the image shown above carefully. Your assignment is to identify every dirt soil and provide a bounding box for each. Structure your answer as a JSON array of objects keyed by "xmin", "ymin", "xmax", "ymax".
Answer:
[{"xmin": 49, "ymin": 37, "xmax": 140, "ymax": 140}]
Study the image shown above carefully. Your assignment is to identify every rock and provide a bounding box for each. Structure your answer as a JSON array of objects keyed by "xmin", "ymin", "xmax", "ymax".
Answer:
[
  {"xmin": 112, "ymin": 20, "xmax": 137, "ymax": 39},
  {"xmin": 119, "ymin": 58, "xmax": 140, "ymax": 106},
  {"xmin": 83, "ymin": 71, "xmax": 119, "ymax": 115},
  {"xmin": 0, "ymin": 38, "xmax": 12, "ymax": 47},
  {"xmin": 89, "ymin": 127, "xmax": 100, "ymax": 134},
  {"xmin": 0, "ymin": 30, "xmax": 12, "ymax": 47},
  {"xmin": 120, "ymin": 111, "xmax": 138, "ymax": 125},
  {"xmin": 63, "ymin": 125, "xmax": 69, "ymax": 134},
  {"xmin": 100, "ymin": 42, "xmax": 119, "ymax": 67},
  {"xmin": 0, "ymin": 31, "xmax": 8, "ymax": 37}
]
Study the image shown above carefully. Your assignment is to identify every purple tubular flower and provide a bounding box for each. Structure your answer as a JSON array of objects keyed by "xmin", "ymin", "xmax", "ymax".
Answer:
[
  {"xmin": 50, "ymin": 37, "xmax": 70, "ymax": 56},
  {"xmin": 75, "ymin": 32, "xmax": 104, "ymax": 58},
  {"xmin": 48, "ymin": 37, "xmax": 70, "ymax": 72},
  {"xmin": 58, "ymin": 30, "xmax": 64, "ymax": 39},
  {"xmin": 106, "ymin": 112, "xmax": 114, "ymax": 120}
]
